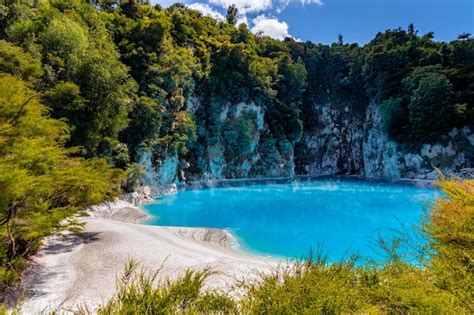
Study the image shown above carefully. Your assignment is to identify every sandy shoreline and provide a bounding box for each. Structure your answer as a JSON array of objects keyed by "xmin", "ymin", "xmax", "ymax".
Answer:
[{"xmin": 18, "ymin": 200, "xmax": 278, "ymax": 314}]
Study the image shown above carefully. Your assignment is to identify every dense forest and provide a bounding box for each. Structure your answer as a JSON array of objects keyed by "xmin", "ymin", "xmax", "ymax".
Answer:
[
  {"xmin": 1, "ymin": 0, "xmax": 472, "ymax": 182},
  {"xmin": 0, "ymin": 0, "xmax": 473, "ymax": 307}
]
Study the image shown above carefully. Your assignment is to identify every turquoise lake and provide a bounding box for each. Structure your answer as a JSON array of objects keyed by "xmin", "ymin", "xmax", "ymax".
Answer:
[{"xmin": 144, "ymin": 180, "xmax": 440, "ymax": 261}]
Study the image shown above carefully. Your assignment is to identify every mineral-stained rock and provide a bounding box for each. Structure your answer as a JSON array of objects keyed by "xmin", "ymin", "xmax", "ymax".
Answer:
[{"xmin": 137, "ymin": 99, "xmax": 473, "ymax": 190}]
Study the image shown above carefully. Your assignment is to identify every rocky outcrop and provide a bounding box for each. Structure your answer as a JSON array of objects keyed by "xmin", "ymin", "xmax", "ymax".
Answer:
[
  {"xmin": 137, "ymin": 98, "xmax": 473, "ymax": 191},
  {"xmin": 136, "ymin": 101, "xmax": 295, "ymax": 187},
  {"xmin": 301, "ymin": 100, "xmax": 473, "ymax": 180},
  {"xmin": 136, "ymin": 150, "xmax": 179, "ymax": 195},
  {"xmin": 363, "ymin": 100, "xmax": 404, "ymax": 179},
  {"xmin": 197, "ymin": 102, "xmax": 295, "ymax": 180},
  {"xmin": 364, "ymin": 100, "xmax": 473, "ymax": 180},
  {"xmin": 301, "ymin": 104, "xmax": 364, "ymax": 176}
]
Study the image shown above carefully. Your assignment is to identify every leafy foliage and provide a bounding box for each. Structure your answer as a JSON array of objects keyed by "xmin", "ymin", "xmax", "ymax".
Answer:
[
  {"xmin": 0, "ymin": 75, "xmax": 123, "ymax": 292},
  {"xmin": 95, "ymin": 261, "xmax": 238, "ymax": 314},
  {"xmin": 0, "ymin": 40, "xmax": 42, "ymax": 81},
  {"xmin": 1, "ymin": 2, "xmax": 470, "ymax": 165},
  {"xmin": 364, "ymin": 28, "xmax": 472, "ymax": 147},
  {"xmin": 241, "ymin": 259, "xmax": 461, "ymax": 314},
  {"xmin": 424, "ymin": 178, "xmax": 474, "ymax": 309},
  {"xmin": 5, "ymin": 0, "xmax": 136, "ymax": 158},
  {"xmin": 2, "ymin": 1, "xmax": 468, "ymax": 173}
]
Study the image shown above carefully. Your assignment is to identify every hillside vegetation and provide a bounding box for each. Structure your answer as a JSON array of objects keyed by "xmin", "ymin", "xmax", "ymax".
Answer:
[{"xmin": 1, "ymin": 1, "xmax": 472, "ymax": 172}]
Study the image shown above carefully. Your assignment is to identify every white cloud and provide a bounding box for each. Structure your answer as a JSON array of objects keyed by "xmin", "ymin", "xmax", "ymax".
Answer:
[
  {"xmin": 151, "ymin": 0, "xmax": 324, "ymax": 12},
  {"xmin": 251, "ymin": 15, "xmax": 290, "ymax": 40},
  {"xmin": 275, "ymin": 0, "xmax": 290, "ymax": 13},
  {"xmin": 187, "ymin": 3, "xmax": 225, "ymax": 20},
  {"xmin": 237, "ymin": 15, "xmax": 249, "ymax": 26},
  {"xmin": 300, "ymin": 0, "xmax": 323, "ymax": 5},
  {"xmin": 274, "ymin": 0, "xmax": 323, "ymax": 12},
  {"xmin": 208, "ymin": 0, "xmax": 272, "ymax": 14}
]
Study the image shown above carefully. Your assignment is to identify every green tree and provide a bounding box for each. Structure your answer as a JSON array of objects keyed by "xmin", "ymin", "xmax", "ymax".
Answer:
[
  {"xmin": 403, "ymin": 65, "xmax": 459, "ymax": 141},
  {"xmin": 337, "ymin": 33, "xmax": 344, "ymax": 45},
  {"xmin": 223, "ymin": 116, "xmax": 252, "ymax": 162},
  {"xmin": 226, "ymin": 4, "xmax": 238, "ymax": 25},
  {"xmin": 457, "ymin": 33, "xmax": 471, "ymax": 41},
  {"xmin": 0, "ymin": 75, "xmax": 123, "ymax": 290},
  {"xmin": 0, "ymin": 40, "xmax": 43, "ymax": 81},
  {"xmin": 7, "ymin": 0, "xmax": 137, "ymax": 158},
  {"xmin": 408, "ymin": 23, "xmax": 416, "ymax": 36},
  {"xmin": 274, "ymin": 55, "xmax": 307, "ymax": 106}
]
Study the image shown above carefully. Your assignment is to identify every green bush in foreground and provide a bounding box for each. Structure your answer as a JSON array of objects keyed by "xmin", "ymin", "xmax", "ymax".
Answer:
[
  {"xmin": 90, "ymin": 179, "xmax": 472, "ymax": 314},
  {"xmin": 0, "ymin": 75, "xmax": 123, "ymax": 293},
  {"xmin": 94, "ymin": 260, "xmax": 238, "ymax": 315},
  {"xmin": 424, "ymin": 178, "xmax": 474, "ymax": 309}
]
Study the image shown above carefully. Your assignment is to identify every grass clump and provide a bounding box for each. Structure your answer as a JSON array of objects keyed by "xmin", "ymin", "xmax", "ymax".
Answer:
[
  {"xmin": 241, "ymin": 258, "xmax": 463, "ymax": 314},
  {"xmin": 94, "ymin": 260, "xmax": 237, "ymax": 315}
]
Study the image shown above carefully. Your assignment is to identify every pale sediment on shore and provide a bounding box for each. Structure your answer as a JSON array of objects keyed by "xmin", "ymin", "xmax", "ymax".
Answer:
[
  {"xmin": 87, "ymin": 199, "xmax": 150, "ymax": 223},
  {"xmin": 19, "ymin": 200, "xmax": 278, "ymax": 314}
]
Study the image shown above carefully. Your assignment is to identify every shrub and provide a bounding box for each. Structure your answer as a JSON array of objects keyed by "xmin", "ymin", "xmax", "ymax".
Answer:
[
  {"xmin": 94, "ymin": 260, "xmax": 238, "ymax": 314},
  {"xmin": 0, "ymin": 75, "xmax": 123, "ymax": 294},
  {"xmin": 424, "ymin": 178, "xmax": 474, "ymax": 309}
]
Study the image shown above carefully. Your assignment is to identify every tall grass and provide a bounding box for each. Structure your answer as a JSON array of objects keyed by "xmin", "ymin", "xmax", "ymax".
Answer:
[
  {"xmin": 92, "ymin": 256, "xmax": 464, "ymax": 314},
  {"xmin": 92, "ymin": 259, "xmax": 237, "ymax": 314}
]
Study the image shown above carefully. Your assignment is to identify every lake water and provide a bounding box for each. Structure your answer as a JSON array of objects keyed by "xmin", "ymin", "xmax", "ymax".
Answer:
[{"xmin": 144, "ymin": 180, "xmax": 440, "ymax": 261}]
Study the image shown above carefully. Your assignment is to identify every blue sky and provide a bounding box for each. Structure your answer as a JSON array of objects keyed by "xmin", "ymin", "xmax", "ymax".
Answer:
[{"xmin": 151, "ymin": 0, "xmax": 474, "ymax": 44}]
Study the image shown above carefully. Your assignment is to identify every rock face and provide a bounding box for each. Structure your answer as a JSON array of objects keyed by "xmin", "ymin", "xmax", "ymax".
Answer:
[
  {"xmin": 138, "ymin": 98, "xmax": 473, "ymax": 190},
  {"xmin": 136, "ymin": 150, "xmax": 179, "ymax": 195},
  {"xmin": 300, "ymin": 104, "xmax": 365, "ymax": 176},
  {"xmin": 301, "ymin": 100, "xmax": 473, "ymax": 180},
  {"xmin": 195, "ymin": 102, "xmax": 295, "ymax": 181},
  {"xmin": 363, "ymin": 100, "xmax": 403, "ymax": 179},
  {"xmin": 195, "ymin": 102, "xmax": 266, "ymax": 180},
  {"xmin": 363, "ymin": 101, "xmax": 473, "ymax": 180}
]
